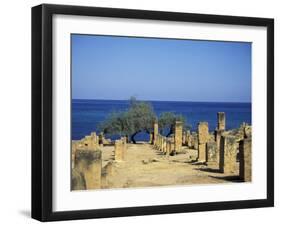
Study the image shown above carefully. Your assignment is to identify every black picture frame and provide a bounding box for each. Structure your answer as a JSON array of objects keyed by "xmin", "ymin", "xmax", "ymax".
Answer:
[{"xmin": 32, "ymin": 3, "xmax": 274, "ymax": 222}]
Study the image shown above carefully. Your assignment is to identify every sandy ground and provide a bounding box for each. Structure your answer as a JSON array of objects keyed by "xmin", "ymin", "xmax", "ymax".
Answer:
[{"xmin": 99, "ymin": 142, "xmax": 241, "ymax": 189}]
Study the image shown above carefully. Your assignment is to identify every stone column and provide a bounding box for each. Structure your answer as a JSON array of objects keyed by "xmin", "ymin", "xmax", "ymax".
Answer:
[
  {"xmin": 73, "ymin": 149, "xmax": 102, "ymax": 190},
  {"xmin": 217, "ymin": 112, "xmax": 226, "ymax": 131},
  {"xmin": 197, "ymin": 122, "xmax": 209, "ymax": 162},
  {"xmin": 239, "ymin": 138, "xmax": 252, "ymax": 182},
  {"xmin": 115, "ymin": 140, "xmax": 124, "ymax": 161},
  {"xmin": 171, "ymin": 141, "xmax": 175, "ymax": 155},
  {"xmin": 160, "ymin": 136, "xmax": 164, "ymax": 151},
  {"xmin": 166, "ymin": 139, "xmax": 171, "ymax": 156},
  {"xmin": 182, "ymin": 131, "xmax": 186, "ymax": 145},
  {"xmin": 174, "ymin": 121, "xmax": 183, "ymax": 152},
  {"xmin": 149, "ymin": 133, "xmax": 153, "ymax": 144},
  {"xmin": 215, "ymin": 130, "xmax": 223, "ymax": 163},
  {"xmin": 219, "ymin": 135, "xmax": 237, "ymax": 173},
  {"xmin": 153, "ymin": 121, "xmax": 158, "ymax": 145},
  {"xmin": 156, "ymin": 135, "xmax": 160, "ymax": 149},
  {"xmin": 161, "ymin": 136, "xmax": 164, "ymax": 152},
  {"xmin": 163, "ymin": 137, "xmax": 167, "ymax": 153}
]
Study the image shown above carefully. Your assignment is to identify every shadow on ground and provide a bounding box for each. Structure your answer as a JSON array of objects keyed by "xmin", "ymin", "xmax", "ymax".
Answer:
[
  {"xmin": 209, "ymin": 175, "xmax": 243, "ymax": 182},
  {"xmin": 195, "ymin": 167, "xmax": 221, "ymax": 173}
]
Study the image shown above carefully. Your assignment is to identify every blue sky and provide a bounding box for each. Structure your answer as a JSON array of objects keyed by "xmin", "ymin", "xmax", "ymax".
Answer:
[{"xmin": 72, "ymin": 34, "xmax": 251, "ymax": 103}]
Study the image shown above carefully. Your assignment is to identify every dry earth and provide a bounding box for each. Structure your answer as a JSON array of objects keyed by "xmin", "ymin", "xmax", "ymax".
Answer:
[{"xmin": 99, "ymin": 142, "xmax": 241, "ymax": 189}]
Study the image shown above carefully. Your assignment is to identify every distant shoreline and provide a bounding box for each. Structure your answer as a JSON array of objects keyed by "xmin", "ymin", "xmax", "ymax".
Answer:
[
  {"xmin": 72, "ymin": 98, "xmax": 251, "ymax": 105},
  {"xmin": 72, "ymin": 99, "xmax": 251, "ymax": 140}
]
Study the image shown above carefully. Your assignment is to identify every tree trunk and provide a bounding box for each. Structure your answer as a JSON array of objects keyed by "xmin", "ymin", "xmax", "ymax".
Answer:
[
  {"xmin": 166, "ymin": 126, "xmax": 173, "ymax": 137},
  {"xmin": 130, "ymin": 131, "xmax": 139, "ymax": 144}
]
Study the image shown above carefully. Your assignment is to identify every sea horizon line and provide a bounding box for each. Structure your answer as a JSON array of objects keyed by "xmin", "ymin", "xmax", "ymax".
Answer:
[{"xmin": 72, "ymin": 98, "xmax": 251, "ymax": 104}]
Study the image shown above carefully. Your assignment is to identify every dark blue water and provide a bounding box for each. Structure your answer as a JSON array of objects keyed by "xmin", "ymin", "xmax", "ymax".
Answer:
[{"xmin": 72, "ymin": 99, "xmax": 251, "ymax": 141}]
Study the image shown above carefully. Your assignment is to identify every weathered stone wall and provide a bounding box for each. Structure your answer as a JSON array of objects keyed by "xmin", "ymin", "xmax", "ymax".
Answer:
[
  {"xmin": 72, "ymin": 148, "xmax": 102, "ymax": 190},
  {"xmin": 206, "ymin": 141, "xmax": 218, "ymax": 166},
  {"xmin": 174, "ymin": 121, "xmax": 183, "ymax": 152},
  {"xmin": 239, "ymin": 138, "xmax": 252, "ymax": 182},
  {"xmin": 219, "ymin": 135, "xmax": 238, "ymax": 173}
]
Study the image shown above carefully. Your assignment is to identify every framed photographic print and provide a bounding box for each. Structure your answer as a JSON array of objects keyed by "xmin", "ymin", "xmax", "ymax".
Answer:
[{"xmin": 32, "ymin": 4, "xmax": 274, "ymax": 221}]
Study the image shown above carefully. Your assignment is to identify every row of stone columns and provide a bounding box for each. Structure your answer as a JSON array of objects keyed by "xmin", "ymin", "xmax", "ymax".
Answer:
[
  {"xmin": 201, "ymin": 112, "xmax": 252, "ymax": 182},
  {"xmin": 153, "ymin": 120, "xmax": 183, "ymax": 154},
  {"xmin": 154, "ymin": 134, "xmax": 175, "ymax": 156}
]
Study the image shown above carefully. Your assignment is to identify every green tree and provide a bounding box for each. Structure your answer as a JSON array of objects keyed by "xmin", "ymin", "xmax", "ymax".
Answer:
[
  {"xmin": 158, "ymin": 112, "xmax": 187, "ymax": 137},
  {"xmin": 98, "ymin": 97, "xmax": 156, "ymax": 143}
]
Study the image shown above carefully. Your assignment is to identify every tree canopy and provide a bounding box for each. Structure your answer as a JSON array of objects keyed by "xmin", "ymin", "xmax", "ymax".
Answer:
[
  {"xmin": 98, "ymin": 97, "xmax": 156, "ymax": 143},
  {"xmin": 98, "ymin": 97, "xmax": 189, "ymax": 143},
  {"xmin": 158, "ymin": 112, "xmax": 187, "ymax": 136}
]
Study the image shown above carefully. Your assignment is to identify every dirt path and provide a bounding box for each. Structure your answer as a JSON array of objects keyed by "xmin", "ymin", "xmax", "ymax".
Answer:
[{"xmin": 100, "ymin": 143, "xmax": 240, "ymax": 189}]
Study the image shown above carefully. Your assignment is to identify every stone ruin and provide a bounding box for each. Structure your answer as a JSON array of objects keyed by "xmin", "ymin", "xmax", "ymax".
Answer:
[
  {"xmin": 71, "ymin": 111, "xmax": 252, "ymax": 190},
  {"xmin": 151, "ymin": 112, "xmax": 252, "ymax": 182},
  {"xmin": 239, "ymin": 137, "xmax": 252, "ymax": 182},
  {"xmin": 71, "ymin": 131, "xmax": 128, "ymax": 190},
  {"xmin": 114, "ymin": 137, "xmax": 127, "ymax": 161},
  {"xmin": 71, "ymin": 148, "xmax": 102, "ymax": 190},
  {"xmin": 152, "ymin": 120, "xmax": 179, "ymax": 156},
  {"xmin": 174, "ymin": 121, "xmax": 183, "ymax": 152},
  {"xmin": 197, "ymin": 122, "xmax": 209, "ymax": 162},
  {"xmin": 219, "ymin": 135, "xmax": 238, "ymax": 174}
]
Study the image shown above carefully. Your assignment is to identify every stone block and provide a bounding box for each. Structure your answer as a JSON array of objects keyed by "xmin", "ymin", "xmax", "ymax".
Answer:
[
  {"xmin": 219, "ymin": 135, "xmax": 238, "ymax": 173},
  {"xmin": 74, "ymin": 149, "xmax": 102, "ymax": 190},
  {"xmin": 239, "ymin": 138, "xmax": 252, "ymax": 182}
]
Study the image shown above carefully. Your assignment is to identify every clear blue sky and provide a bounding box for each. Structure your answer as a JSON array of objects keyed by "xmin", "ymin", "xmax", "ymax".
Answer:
[{"xmin": 72, "ymin": 34, "xmax": 251, "ymax": 103}]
